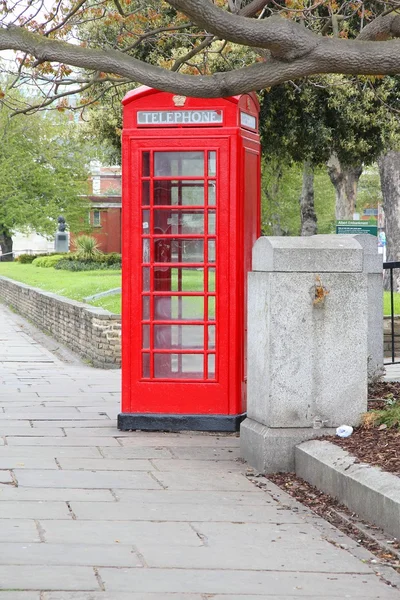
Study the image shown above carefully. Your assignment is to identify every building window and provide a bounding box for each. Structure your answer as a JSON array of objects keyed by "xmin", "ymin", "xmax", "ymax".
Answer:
[{"xmin": 93, "ymin": 210, "xmax": 101, "ymax": 227}]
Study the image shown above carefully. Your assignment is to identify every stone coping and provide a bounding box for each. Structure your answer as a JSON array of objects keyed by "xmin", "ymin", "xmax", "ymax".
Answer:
[{"xmin": 295, "ymin": 439, "xmax": 400, "ymax": 540}]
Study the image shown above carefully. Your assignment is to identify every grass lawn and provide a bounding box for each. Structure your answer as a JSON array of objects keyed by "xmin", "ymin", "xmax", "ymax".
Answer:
[
  {"xmin": 0, "ymin": 263, "xmax": 122, "ymax": 314},
  {"xmin": 384, "ymin": 291, "xmax": 400, "ymax": 317},
  {"xmin": 1, "ymin": 263, "xmax": 398, "ymax": 317}
]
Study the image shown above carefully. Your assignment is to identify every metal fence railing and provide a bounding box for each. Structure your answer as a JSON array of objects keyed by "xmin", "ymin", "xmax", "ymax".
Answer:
[{"xmin": 383, "ymin": 261, "xmax": 400, "ymax": 365}]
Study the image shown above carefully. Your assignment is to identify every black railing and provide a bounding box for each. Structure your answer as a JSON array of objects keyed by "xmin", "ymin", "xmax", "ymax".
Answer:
[{"xmin": 383, "ymin": 261, "xmax": 400, "ymax": 364}]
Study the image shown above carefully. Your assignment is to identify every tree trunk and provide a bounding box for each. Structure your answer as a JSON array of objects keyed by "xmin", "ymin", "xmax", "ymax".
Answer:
[
  {"xmin": 299, "ymin": 161, "xmax": 317, "ymax": 236},
  {"xmin": 0, "ymin": 227, "xmax": 13, "ymax": 261},
  {"xmin": 262, "ymin": 162, "xmax": 285, "ymax": 235},
  {"xmin": 327, "ymin": 154, "xmax": 363, "ymax": 220},
  {"xmin": 378, "ymin": 151, "xmax": 400, "ymax": 290}
]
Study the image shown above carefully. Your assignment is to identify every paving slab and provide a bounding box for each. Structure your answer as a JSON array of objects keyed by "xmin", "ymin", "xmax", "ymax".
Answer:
[
  {"xmin": 151, "ymin": 458, "xmax": 243, "ymax": 471},
  {"xmin": 7, "ymin": 437, "xmax": 121, "ymax": 446},
  {"xmin": 168, "ymin": 446, "xmax": 241, "ymax": 460},
  {"xmin": 69, "ymin": 501, "xmax": 302, "ymax": 523},
  {"xmin": 43, "ymin": 594, "xmax": 202, "ymax": 600},
  {"xmin": 56, "ymin": 458, "xmax": 153, "ymax": 471},
  {"xmin": 0, "ymin": 446, "xmax": 103, "ymax": 458},
  {"xmin": 100, "ymin": 447, "xmax": 173, "ymax": 459},
  {"xmin": 98, "ymin": 568, "xmax": 400, "ymax": 596},
  {"xmin": 114, "ymin": 490, "xmax": 276, "ymax": 505},
  {"xmin": 0, "ymin": 488, "xmax": 115, "ymax": 502},
  {"xmin": 0, "ymin": 519, "xmax": 40, "ymax": 542},
  {"xmin": 0, "ymin": 414, "xmax": 109, "ymax": 421},
  {"xmin": 0, "ymin": 427, "xmax": 65, "ymax": 437},
  {"xmin": 0, "ymin": 456, "xmax": 58, "ymax": 469},
  {"xmin": 153, "ymin": 471, "xmax": 257, "ymax": 491},
  {"xmin": 63, "ymin": 428, "xmax": 133, "ymax": 437},
  {"xmin": 39, "ymin": 520, "xmax": 202, "ymax": 546},
  {"xmin": 0, "ymin": 593, "xmax": 40, "ymax": 599},
  {"xmin": 0, "ymin": 566, "xmax": 100, "ymax": 591},
  {"xmin": 0, "ymin": 543, "xmax": 142, "ymax": 567},
  {"xmin": 118, "ymin": 435, "xmax": 240, "ymax": 447},
  {"xmin": 0, "ymin": 501, "xmax": 71, "ymax": 519},
  {"xmin": 0, "ymin": 470, "xmax": 13, "ymax": 484},
  {"xmin": 14, "ymin": 469, "xmax": 162, "ymax": 489}
]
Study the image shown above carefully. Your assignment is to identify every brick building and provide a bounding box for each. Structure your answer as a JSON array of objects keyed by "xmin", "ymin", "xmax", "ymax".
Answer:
[{"xmin": 87, "ymin": 162, "xmax": 122, "ymax": 254}]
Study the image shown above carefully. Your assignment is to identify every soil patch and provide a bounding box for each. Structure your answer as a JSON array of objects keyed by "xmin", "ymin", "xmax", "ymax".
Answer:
[
  {"xmin": 328, "ymin": 428, "xmax": 400, "ymax": 477},
  {"xmin": 324, "ymin": 380, "xmax": 400, "ymax": 477}
]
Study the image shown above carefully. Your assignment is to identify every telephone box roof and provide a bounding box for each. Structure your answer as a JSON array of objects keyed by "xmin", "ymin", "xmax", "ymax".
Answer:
[{"xmin": 122, "ymin": 85, "xmax": 259, "ymax": 110}]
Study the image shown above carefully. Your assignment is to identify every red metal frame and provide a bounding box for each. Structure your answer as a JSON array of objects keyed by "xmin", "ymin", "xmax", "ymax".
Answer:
[{"xmin": 121, "ymin": 88, "xmax": 260, "ymax": 422}]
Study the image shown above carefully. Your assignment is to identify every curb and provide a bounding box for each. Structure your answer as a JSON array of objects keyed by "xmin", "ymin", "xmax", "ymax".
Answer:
[{"xmin": 295, "ymin": 439, "xmax": 400, "ymax": 540}]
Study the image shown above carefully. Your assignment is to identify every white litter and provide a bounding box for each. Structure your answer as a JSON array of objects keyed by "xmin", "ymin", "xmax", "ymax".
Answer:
[{"xmin": 336, "ymin": 425, "xmax": 353, "ymax": 438}]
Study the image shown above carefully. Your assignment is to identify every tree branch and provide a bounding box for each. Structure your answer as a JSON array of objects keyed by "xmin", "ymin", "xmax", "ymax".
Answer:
[
  {"xmin": 165, "ymin": 0, "xmax": 318, "ymax": 60},
  {"xmin": 3, "ymin": 19, "xmax": 400, "ymax": 99},
  {"xmin": 358, "ymin": 11, "xmax": 400, "ymax": 41}
]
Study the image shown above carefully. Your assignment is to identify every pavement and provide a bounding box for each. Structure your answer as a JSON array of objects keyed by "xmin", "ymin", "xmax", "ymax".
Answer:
[
  {"xmin": 0, "ymin": 303, "xmax": 399, "ymax": 599},
  {"xmin": 384, "ymin": 362, "xmax": 400, "ymax": 381}
]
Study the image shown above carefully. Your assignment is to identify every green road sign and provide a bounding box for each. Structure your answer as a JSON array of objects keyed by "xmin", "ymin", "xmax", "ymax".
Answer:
[{"xmin": 336, "ymin": 220, "xmax": 378, "ymax": 236}]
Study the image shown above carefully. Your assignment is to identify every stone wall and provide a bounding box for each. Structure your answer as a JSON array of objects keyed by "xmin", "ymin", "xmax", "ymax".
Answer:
[
  {"xmin": 384, "ymin": 315, "xmax": 400, "ymax": 358},
  {"xmin": 0, "ymin": 276, "xmax": 121, "ymax": 368}
]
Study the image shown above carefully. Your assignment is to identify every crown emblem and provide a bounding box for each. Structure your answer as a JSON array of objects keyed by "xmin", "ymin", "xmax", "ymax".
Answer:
[{"xmin": 173, "ymin": 95, "xmax": 186, "ymax": 106}]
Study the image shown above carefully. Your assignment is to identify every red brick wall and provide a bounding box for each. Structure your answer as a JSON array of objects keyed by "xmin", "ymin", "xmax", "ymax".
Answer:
[{"xmin": 91, "ymin": 208, "xmax": 121, "ymax": 253}]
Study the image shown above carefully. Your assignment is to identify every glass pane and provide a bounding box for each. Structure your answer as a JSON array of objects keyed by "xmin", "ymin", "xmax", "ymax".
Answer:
[
  {"xmin": 154, "ymin": 296, "xmax": 204, "ymax": 320},
  {"xmin": 208, "ymin": 151, "xmax": 216, "ymax": 176},
  {"xmin": 171, "ymin": 268, "xmax": 203, "ymax": 292},
  {"xmin": 142, "ymin": 325, "xmax": 150, "ymax": 349},
  {"xmin": 142, "ymin": 353, "xmax": 150, "ymax": 378},
  {"xmin": 208, "ymin": 354, "xmax": 215, "ymax": 378},
  {"xmin": 208, "ymin": 210, "xmax": 216, "ymax": 235},
  {"xmin": 142, "ymin": 239, "xmax": 150, "ymax": 263},
  {"xmin": 153, "ymin": 296, "xmax": 172, "ymax": 320},
  {"xmin": 182, "ymin": 354, "xmax": 204, "ymax": 377},
  {"xmin": 154, "ymin": 325, "xmax": 204, "ymax": 349},
  {"xmin": 142, "ymin": 267, "xmax": 150, "ymax": 292},
  {"xmin": 208, "ymin": 325, "xmax": 215, "ymax": 349},
  {"xmin": 154, "ymin": 353, "xmax": 173, "ymax": 378},
  {"xmin": 153, "ymin": 210, "xmax": 204, "ymax": 235},
  {"xmin": 208, "ymin": 240, "xmax": 216, "ymax": 263},
  {"xmin": 142, "ymin": 296, "xmax": 150, "ymax": 320},
  {"xmin": 142, "ymin": 210, "xmax": 150, "ymax": 234},
  {"xmin": 154, "ymin": 239, "xmax": 204, "ymax": 264},
  {"xmin": 208, "ymin": 296, "xmax": 215, "ymax": 320},
  {"xmin": 154, "ymin": 181, "xmax": 204, "ymax": 206},
  {"xmin": 142, "ymin": 152, "xmax": 150, "ymax": 177},
  {"xmin": 154, "ymin": 353, "xmax": 204, "ymax": 379},
  {"xmin": 154, "ymin": 152, "xmax": 204, "ymax": 177},
  {"xmin": 208, "ymin": 268, "xmax": 215, "ymax": 292},
  {"xmin": 154, "ymin": 238, "xmax": 171, "ymax": 263},
  {"xmin": 208, "ymin": 181, "xmax": 216, "ymax": 206},
  {"xmin": 142, "ymin": 181, "xmax": 150, "ymax": 205}
]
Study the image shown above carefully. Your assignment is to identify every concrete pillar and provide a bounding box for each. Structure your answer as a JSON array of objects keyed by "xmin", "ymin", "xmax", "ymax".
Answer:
[
  {"xmin": 349, "ymin": 234, "xmax": 383, "ymax": 382},
  {"xmin": 241, "ymin": 235, "xmax": 371, "ymax": 473}
]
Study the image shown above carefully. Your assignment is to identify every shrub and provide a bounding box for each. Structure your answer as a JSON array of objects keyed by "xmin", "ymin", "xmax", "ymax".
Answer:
[
  {"xmin": 93, "ymin": 252, "xmax": 122, "ymax": 266},
  {"xmin": 73, "ymin": 235, "xmax": 102, "ymax": 261},
  {"xmin": 362, "ymin": 400, "xmax": 400, "ymax": 429},
  {"xmin": 32, "ymin": 255, "xmax": 65, "ymax": 268},
  {"xmin": 55, "ymin": 259, "xmax": 121, "ymax": 272},
  {"xmin": 16, "ymin": 254, "xmax": 39, "ymax": 264}
]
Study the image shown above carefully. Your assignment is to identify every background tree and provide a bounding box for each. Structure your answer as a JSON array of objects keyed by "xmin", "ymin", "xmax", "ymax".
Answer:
[
  {"xmin": 0, "ymin": 93, "xmax": 92, "ymax": 259},
  {"xmin": 259, "ymin": 75, "xmax": 399, "ymax": 229}
]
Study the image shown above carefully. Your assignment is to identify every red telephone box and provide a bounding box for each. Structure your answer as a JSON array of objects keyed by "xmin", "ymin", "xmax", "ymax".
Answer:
[{"xmin": 118, "ymin": 86, "xmax": 260, "ymax": 432}]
